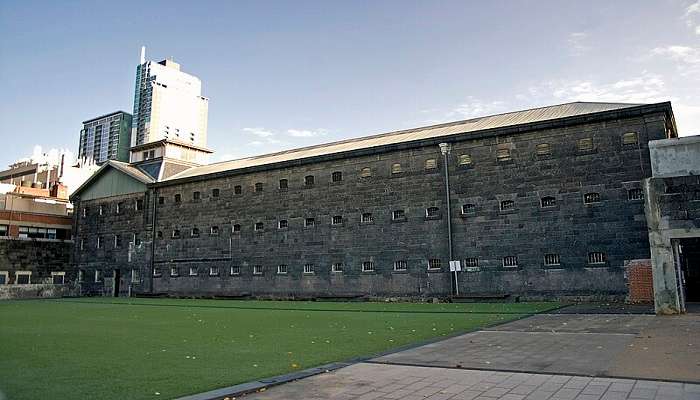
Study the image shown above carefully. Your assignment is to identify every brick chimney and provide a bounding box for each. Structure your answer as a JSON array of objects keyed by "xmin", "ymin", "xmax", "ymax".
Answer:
[{"xmin": 50, "ymin": 183, "xmax": 68, "ymax": 200}]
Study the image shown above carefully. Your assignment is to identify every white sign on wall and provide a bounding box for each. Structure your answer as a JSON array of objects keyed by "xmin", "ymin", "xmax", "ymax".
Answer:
[{"xmin": 449, "ymin": 260, "xmax": 462, "ymax": 272}]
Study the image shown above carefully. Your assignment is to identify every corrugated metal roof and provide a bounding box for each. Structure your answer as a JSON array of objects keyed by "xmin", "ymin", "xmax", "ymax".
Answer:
[{"xmin": 165, "ymin": 101, "xmax": 645, "ymax": 181}]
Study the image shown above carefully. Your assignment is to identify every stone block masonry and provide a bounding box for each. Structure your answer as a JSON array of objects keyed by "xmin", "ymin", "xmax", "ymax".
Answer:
[{"xmin": 72, "ymin": 104, "xmax": 676, "ymax": 300}]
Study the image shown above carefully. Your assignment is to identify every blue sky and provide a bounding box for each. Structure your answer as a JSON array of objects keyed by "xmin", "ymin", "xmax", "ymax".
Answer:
[{"xmin": 1, "ymin": 0, "xmax": 699, "ymax": 167}]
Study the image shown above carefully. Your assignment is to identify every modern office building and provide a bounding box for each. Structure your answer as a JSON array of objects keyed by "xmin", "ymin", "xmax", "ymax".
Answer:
[
  {"xmin": 130, "ymin": 48, "xmax": 209, "ymax": 152},
  {"xmin": 79, "ymin": 111, "xmax": 133, "ymax": 164}
]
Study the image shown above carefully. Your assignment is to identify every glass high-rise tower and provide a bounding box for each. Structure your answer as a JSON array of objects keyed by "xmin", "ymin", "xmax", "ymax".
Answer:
[
  {"xmin": 131, "ymin": 48, "xmax": 209, "ymax": 149},
  {"xmin": 78, "ymin": 111, "xmax": 132, "ymax": 164}
]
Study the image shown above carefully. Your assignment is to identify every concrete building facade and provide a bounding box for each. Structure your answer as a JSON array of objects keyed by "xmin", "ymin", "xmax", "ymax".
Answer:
[
  {"xmin": 79, "ymin": 111, "xmax": 133, "ymax": 164},
  {"xmin": 71, "ymin": 101, "xmax": 678, "ymax": 302},
  {"xmin": 131, "ymin": 49, "xmax": 209, "ymax": 152},
  {"xmin": 644, "ymin": 136, "xmax": 700, "ymax": 314}
]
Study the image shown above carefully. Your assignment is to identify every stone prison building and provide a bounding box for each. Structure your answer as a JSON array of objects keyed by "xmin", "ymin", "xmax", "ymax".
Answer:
[{"xmin": 70, "ymin": 101, "xmax": 678, "ymax": 301}]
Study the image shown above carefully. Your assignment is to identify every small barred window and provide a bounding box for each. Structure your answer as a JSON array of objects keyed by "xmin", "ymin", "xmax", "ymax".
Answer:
[
  {"xmin": 254, "ymin": 182, "xmax": 263, "ymax": 192},
  {"xmin": 588, "ymin": 252, "xmax": 606, "ymax": 264},
  {"xmin": 230, "ymin": 266, "xmax": 240, "ymax": 275},
  {"xmin": 232, "ymin": 224, "xmax": 241, "ymax": 233},
  {"xmin": 392, "ymin": 209, "xmax": 405, "ymax": 220},
  {"xmin": 193, "ymin": 191, "xmax": 201, "ymax": 201},
  {"xmin": 254, "ymin": 222, "xmax": 264, "ymax": 231},
  {"xmin": 153, "ymin": 268, "xmax": 162, "ymax": 277},
  {"xmin": 584, "ymin": 192, "xmax": 601, "ymax": 204},
  {"xmin": 628, "ymin": 188, "xmax": 644, "ymax": 201},
  {"xmin": 391, "ymin": 163, "xmax": 403, "ymax": 174},
  {"xmin": 424, "ymin": 159, "xmax": 437, "ymax": 170},
  {"xmin": 536, "ymin": 143, "xmax": 551, "ymax": 156},
  {"xmin": 279, "ymin": 179, "xmax": 288, "ymax": 190},
  {"xmin": 277, "ymin": 265, "xmax": 288, "ymax": 274},
  {"xmin": 427, "ymin": 259, "xmax": 441, "ymax": 270},
  {"xmin": 209, "ymin": 267, "xmax": 219, "ymax": 276},
  {"xmin": 464, "ymin": 258, "xmax": 479, "ymax": 268},
  {"xmin": 189, "ymin": 267, "xmax": 198, "ymax": 276},
  {"xmin": 304, "ymin": 175, "xmax": 315, "ymax": 186},
  {"xmin": 332, "ymin": 171, "xmax": 343, "ymax": 182},
  {"xmin": 253, "ymin": 265, "xmax": 263, "ymax": 275},
  {"xmin": 210, "ymin": 226, "xmax": 219, "ymax": 235},
  {"xmin": 332, "ymin": 263, "xmax": 344, "ymax": 273},
  {"xmin": 503, "ymin": 256, "xmax": 518, "ymax": 268},
  {"xmin": 622, "ymin": 132, "xmax": 638, "ymax": 145},
  {"xmin": 541, "ymin": 196, "xmax": 556, "ymax": 208},
  {"xmin": 497, "ymin": 148, "xmax": 511, "ymax": 161},
  {"xmin": 170, "ymin": 267, "xmax": 179, "ymax": 277},
  {"xmin": 577, "ymin": 138, "xmax": 594, "ymax": 152},
  {"xmin": 500, "ymin": 200, "xmax": 515, "ymax": 211},
  {"xmin": 212, "ymin": 188, "xmax": 220, "ymax": 198},
  {"xmin": 394, "ymin": 260, "xmax": 407, "ymax": 271},
  {"xmin": 458, "ymin": 154, "xmax": 472, "ymax": 165},
  {"xmin": 361, "ymin": 213, "xmax": 373, "ymax": 223},
  {"xmin": 332, "ymin": 215, "xmax": 343, "ymax": 225},
  {"xmin": 425, "ymin": 207, "xmax": 440, "ymax": 218},
  {"xmin": 191, "ymin": 227, "xmax": 200, "ymax": 237},
  {"xmin": 544, "ymin": 253, "xmax": 560, "ymax": 266},
  {"xmin": 174, "ymin": 194, "xmax": 182, "ymax": 203},
  {"xmin": 362, "ymin": 261, "xmax": 375, "ymax": 272},
  {"xmin": 278, "ymin": 220, "xmax": 288, "ymax": 229},
  {"xmin": 360, "ymin": 167, "xmax": 372, "ymax": 178},
  {"xmin": 305, "ymin": 218, "xmax": 315, "ymax": 227},
  {"xmin": 234, "ymin": 185, "xmax": 242, "ymax": 195},
  {"xmin": 303, "ymin": 264, "xmax": 315, "ymax": 274},
  {"xmin": 462, "ymin": 204, "xmax": 476, "ymax": 215}
]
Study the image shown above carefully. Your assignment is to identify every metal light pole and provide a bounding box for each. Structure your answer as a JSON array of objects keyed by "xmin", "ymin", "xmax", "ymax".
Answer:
[{"xmin": 439, "ymin": 142, "xmax": 458, "ymax": 296}]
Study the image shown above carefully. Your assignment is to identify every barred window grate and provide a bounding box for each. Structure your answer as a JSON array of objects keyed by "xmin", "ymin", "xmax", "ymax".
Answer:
[
  {"xmin": 544, "ymin": 253, "xmax": 560, "ymax": 266},
  {"xmin": 253, "ymin": 265, "xmax": 263, "ymax": 275},
  {"xmin": 503, "ymin": 256, "xmax": 518, "ymax": 268},
  {"xmin": 584, "ymin": 192, "xmax": 601, "ymax": 204},
  {"xmin": 588, "ymin": 252, "xmax": 606, "ymax": 264},
  {"xmin": 500, "ymin": 200, "xmax": 515, "ymax": 211},
  {"xmin": 392, "ymin": 210, "xmax": 405, "ymax": 220},
  {"xmin": 332, "ymin": 171, "xmax": 343, "ymax": 182},
  {"xmin": 428, "ymin": 259, "xmax": 441, "ymax": 270},
  {"xmin": 332, "ymin": 215, "xmax": 343, "ymax": 225},
  {"xmin": 332, "ymin": 263, "xmax": 344, "ymax": 273},
  {"xmin": 361, "ymin": 213, "xmax": 374, "ymax": 223},
  {"xmin": 628, "ymin": 188, "xmax": 644, "ymax": 201},
  {"xmin": 464, "ymin": 258, "xmax": 479, "ymax": 268},
  {"xmin": 303, "ymin": 264, "xmax": 314, "ymax": 274},
  {"xmin": 277, "ymin": 265, "xmax": 288, "ymax": 274},
  {"xmin": 462, "ymin": 204, "xmax": 476, "ymax": 215},
  {"xmin": 362, "ymin": 261, "xmax": 375, "ymax": 272},
  {"xmin": 541, "ymin": 196, "xmax": 556, "ymax": 208},
  {"xmin": 394, "ymin": 260, "xmax": 407, "ymax": 271}
]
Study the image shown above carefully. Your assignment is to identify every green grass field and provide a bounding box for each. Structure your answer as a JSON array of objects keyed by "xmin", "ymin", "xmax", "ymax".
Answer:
[{"xmin": 0, "ymin": 298, "xmax": 559, "ymax": 400}]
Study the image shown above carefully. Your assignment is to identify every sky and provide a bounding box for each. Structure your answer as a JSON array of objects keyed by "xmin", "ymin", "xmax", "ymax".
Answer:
[{"xmin": 1, "ymin": 0, "xmax": 699, "ymax": 168}]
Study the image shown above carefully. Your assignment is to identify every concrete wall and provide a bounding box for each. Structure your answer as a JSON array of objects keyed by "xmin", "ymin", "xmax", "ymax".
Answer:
[
  {"xmin": 649, "ymin": 135, "xmax": 700, "ymax": 178},
  {"xmin": 644, "ymin": 175, "xmax": 700, "ymax": 314}
]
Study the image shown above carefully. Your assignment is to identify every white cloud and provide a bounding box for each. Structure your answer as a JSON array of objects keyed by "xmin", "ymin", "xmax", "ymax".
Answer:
[
  {"xmin": 287, "ymin": 129, "xmax": 328, "ymax": 138},
  {"xmin": 16, "ymin": 145, "xmax": 75, "ymax": 167},
  {"xmin": 684, "ymin": 1, "xmax": 700, "ymax": 34},
  {"xmin": 650, "ymin": 45, "xmax": 700, "ymax": 77},
  {"xmin": 243, "ymin": 127, "xmax": 275, "ymax": 138},
  {"xmin": 545, "ymin": 72, "xmax": 667, "ymax": 104},
  {"xmin": 447, "ymin": 96, "xmax": 508, "ymax": 119},
  {"xmin": 567, "ymin": 32, "xmax": 590, "ymax": 56}
]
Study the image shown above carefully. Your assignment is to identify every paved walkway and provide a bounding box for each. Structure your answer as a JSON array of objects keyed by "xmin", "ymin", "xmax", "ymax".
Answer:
[{"xmin": 241, "ymin": 310, "xmax": 700, "ymax": 400}]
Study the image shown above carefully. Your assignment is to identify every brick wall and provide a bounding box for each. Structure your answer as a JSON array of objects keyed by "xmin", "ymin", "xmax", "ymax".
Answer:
[{"xmin": 626, "ymin": 259, "xmax": 653, "ymax": 303}]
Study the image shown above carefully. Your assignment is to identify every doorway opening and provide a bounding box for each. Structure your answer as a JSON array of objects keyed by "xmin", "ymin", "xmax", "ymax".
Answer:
[
  {"xmin": 678, "ymin": 238, "xmax": 700, "ymax": 303},
  {"xmin": 113, "ymin": 269, "xmax": 121, "ymax": 297}
]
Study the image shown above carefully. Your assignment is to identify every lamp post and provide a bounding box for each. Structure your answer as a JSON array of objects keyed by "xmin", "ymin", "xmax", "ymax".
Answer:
[{"xmin": 439, "ymin": 142, "xmax": 458, "ymax": 296}]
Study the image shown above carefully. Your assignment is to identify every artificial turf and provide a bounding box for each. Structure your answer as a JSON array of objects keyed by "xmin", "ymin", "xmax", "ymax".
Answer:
[{"xmin": 0, "ymin": 298, "xmax": 559, "ymax": 400}]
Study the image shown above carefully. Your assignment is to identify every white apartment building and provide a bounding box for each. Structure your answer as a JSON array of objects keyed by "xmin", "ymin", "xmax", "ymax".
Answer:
[{"xmin": 130, "ymin": 49, "xmax": 209, "ymax": 152}]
